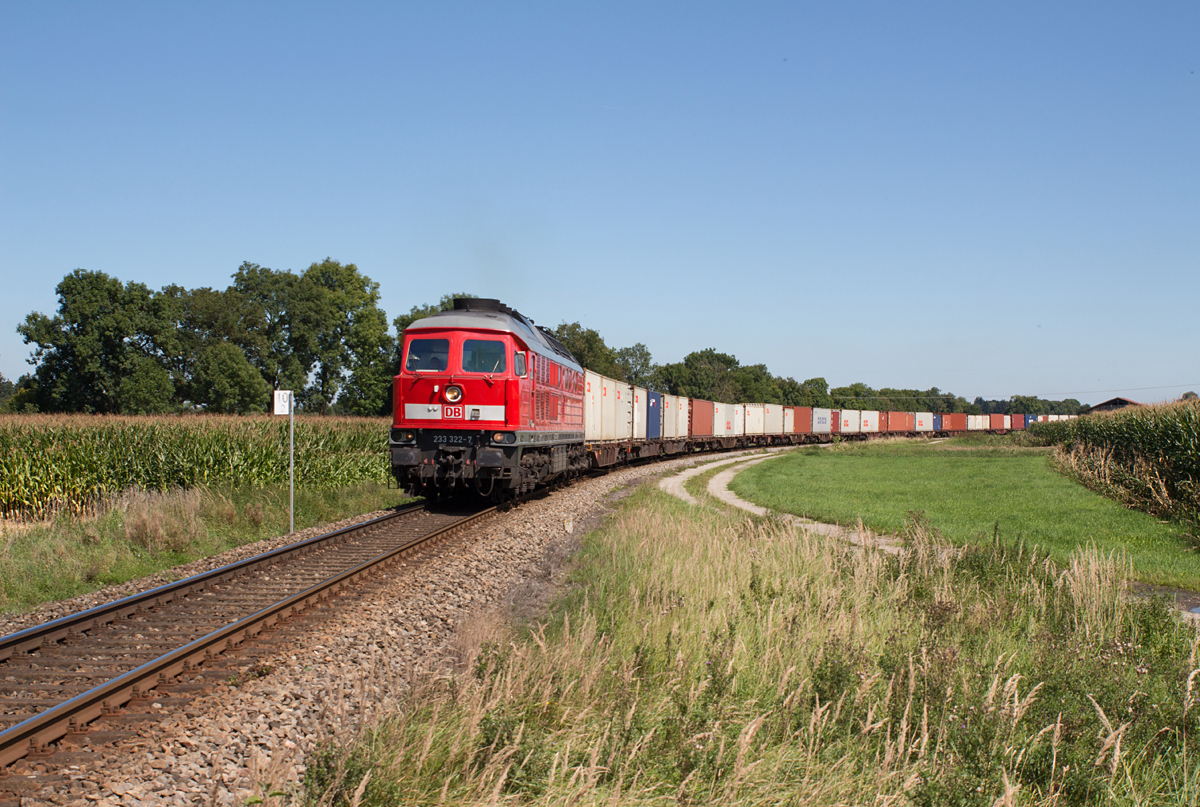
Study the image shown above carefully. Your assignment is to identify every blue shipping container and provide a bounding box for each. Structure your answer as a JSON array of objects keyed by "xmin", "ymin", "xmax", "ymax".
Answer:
[
  {"xmin": 646, "ymin": 391, "xmax": 663, "ymax": 440},
  {"xmin": 933, "ymin": 413, "xmax": 943, "ymax": 431}
]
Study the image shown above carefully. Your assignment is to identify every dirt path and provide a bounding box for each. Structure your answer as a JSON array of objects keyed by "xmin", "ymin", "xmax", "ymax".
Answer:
[{"xmin": 661, "ymin": 451, "xmax": 902, "ymax": 555}]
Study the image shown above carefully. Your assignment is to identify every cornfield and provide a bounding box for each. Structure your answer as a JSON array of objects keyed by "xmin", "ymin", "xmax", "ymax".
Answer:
[
  {"xmin": 1031, "ymin": 400, "xmax": 1200, "ymax": 525},
  {"xmin": 0, "ymin": 414, "xmax": 391, "ymax": 521}
]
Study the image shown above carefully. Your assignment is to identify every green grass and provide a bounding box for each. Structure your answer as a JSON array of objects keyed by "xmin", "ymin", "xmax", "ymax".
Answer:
[
  {"xmin": 729, "ymin": 438, "xmax": 1200, "ymax": 590},
  {"xmin": 0, "ymin": 482, "xmax": 415, "ymax": 614}
]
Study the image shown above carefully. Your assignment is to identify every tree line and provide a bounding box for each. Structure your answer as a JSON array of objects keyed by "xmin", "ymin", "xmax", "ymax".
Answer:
[
  {"xmin": 8, "ymin": 261, "xmax": 394, "ymax": 415},
  {"xmin": 5, "ymin": 272, "xmax": 1086, "ymax": 416},
  {"xmin": 549, "ymin": 325, "xmax": 1085, "ymax": 416}
]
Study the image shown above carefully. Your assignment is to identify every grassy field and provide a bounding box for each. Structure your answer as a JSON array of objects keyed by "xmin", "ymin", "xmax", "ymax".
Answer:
[
  {"xmin": 729, "ymin": 438, "xmax": 1200, "ymax": 590},
  {"xmin": 305, "ymin": 487, "xmax": 1200, "ymax": 807},
  {"xmin": 0, "ymin": 482, "xmax": 414, "ymax": 614}
]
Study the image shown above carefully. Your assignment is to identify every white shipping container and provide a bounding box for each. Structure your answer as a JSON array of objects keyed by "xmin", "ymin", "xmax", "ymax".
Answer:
[
  {"xmin": 676, "ymin": 396, "xmax": 690, "ymax": 438},
  {"xmin": 600, "ymin": 376, "xmax": 618, "ymax": 440},
  {"xmin": 783, "ymin": 407, "xmax": 795, "ymax": 434},
  {"xmin": 585, "ymin": 370, "xmax": 603, "ymax": 441},
  {"xmin": 914, "ymin": 412, "xmax": 934, "ymax": 432},
  {"xmin": 615, "ymin": 383, "xmax": 633, "ymax": 440},
  {"xmin": 732, "ymin": 404, "xmax": 746, "ymax": 437},
  {"xmin": 1003, "ymin": 415, "xmax": 1012, "ymax": 430},
  {"xmin": 812, "ymin": 407, "xmax": 832, "ymax": 434},
  {"xmin": 967, "ymin": 415, "xmax": 986, "ymax": 430},
  {"xmin": 840, "ymin": 409, "xmax": 862, "ymax": 434},
  {"xmin": 860, "ymin": 410, "xmax": 880, "ymax": 433},
  {"xmin": 764, "ymin": 404, "xmax": 784, "ymax": 435},
  {"xmin": 745, "ymin": 403, "xmax": 765, "ymax": 435},
  {"xmin": 633, "ymin": 387, "xmax": 647, "ymax": 440},
  {"xmin": 661, "ymin": 394, "xmax": 677, "ymax": 439}
]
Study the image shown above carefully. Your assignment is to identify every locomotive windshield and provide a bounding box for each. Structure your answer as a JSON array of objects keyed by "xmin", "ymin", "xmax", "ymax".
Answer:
[
  {"xmin": 462, "ymin": 339, "xmax": 507, "ymax": 374},
  {"xmin": 405, "ymin": 338, "xmax": 450, "ymax": 372}
]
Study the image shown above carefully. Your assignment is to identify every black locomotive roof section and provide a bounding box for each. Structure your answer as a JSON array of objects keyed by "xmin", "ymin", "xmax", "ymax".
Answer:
[{"xmin": 406, "ymin": 298, "xmax": 584, "ymax": 372}]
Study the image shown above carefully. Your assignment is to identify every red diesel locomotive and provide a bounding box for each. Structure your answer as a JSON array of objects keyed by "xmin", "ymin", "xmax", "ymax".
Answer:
[{"xmin": 389, "ymin": 298, "xmax": 590, "ymax": 499}]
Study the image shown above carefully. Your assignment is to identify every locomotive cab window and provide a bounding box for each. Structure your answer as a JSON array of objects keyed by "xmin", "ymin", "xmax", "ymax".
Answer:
[
  {"xmin": 514, "ymin": 352, "xmax": 527, "ymax": 377},
  {"xmin": 462, "ymin": 339, "xmax": 507, "ymax": 374},
  {"xmin": 405, "ymin": 338, "xmax": 450, "ymax": 372}
]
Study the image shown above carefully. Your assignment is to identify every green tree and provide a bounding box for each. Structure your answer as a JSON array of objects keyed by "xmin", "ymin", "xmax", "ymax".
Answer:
[
  {"xmin": 192, "ymin": 342, "xmax": 270, "ymax": 413},
  {"xmin": 552, "ymin": 322, "xmax": 624, "ymax": 379},
  {"xmin": 1008, "ymin": 395, "xmax": 1047, "ymax": 416},
  {"xmin": 0, "ymin": 372, "xmax": 14, "ymax": 409},
  {"xmin": 17, "ymin": 269, "xmax": 178, "ymax": 413},
  {"xmin": 732, "ymin": 363, "xmax": 782, "ymax": 403},
  {"xmin": 230, "ymin": 262, "xmax": 323, "ymax": 397},
  {"xmin": 301, "ymin": 258, "xmax": 394, "ymax": 414},
  {"xmin": 614, "ymin": 343, "xmax": 654, "ymax": 387}
]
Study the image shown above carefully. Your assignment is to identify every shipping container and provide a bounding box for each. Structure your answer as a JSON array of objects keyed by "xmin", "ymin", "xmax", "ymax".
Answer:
[
  {"xmin": 600, "ymin": 375, "xmax": 617, "ymax": 440},
  {"xmin": 793, "ymin": 406, "xmax": 813, "ymax": 434},
  {"xmin": 830, "ymin": 410, "xmax": 840, "ymax": 434},
  {"xmin": 967, "ymin": 415, "xmax": 987, "ymax": 431},
  {"xmin": 933, "ymin": 414, "xmax": 943, "ymax": 431},
  {"xmin": 632, "ymin": 387, "xmax": 648, "ymax": 440},
  {"xmin": 840, "ymin": 409, "xmax": 862, "ymax": 434},
  {"xmin": 616, "ymin": 383, "xmax": 634, "ymax": 440},
  {"xmin": 661, "ymin": 394, "xmax": 676, "ymax": 438},
  {"xmin": 941, "ymin": 413, "xmax": 967, "ymax": 431},
  {"xmin": 584, "ymin": 370, "xmax": 603, "ymax": 441},
  {"xmin": 812, "ymin": 407, "xmax": 831, "ymax": 434},
  {"xmin": 887, "ymin": 411, "xmax": 915, "ymax": 432},
  {"xmin": 675, "ymin": 396, "xmax": 690, "ymax": 438},
  {"xmin": 745, "ymin": 403, "xmax": 765, "ymax": 435},
  {"xmin": 1011, "ymin": 414, "xmax": 1026, "ymax": 430},
  {"xmin": 1003, "ymin": 414, "xmax": 1012, "ymax": 430},
  {"xmin": 914, "ymin": 412, "xmax": 933, "ymax": 432},
  {"xmin": 989, "ymin": 413, "xmax": 1006, "ymax": 431},
  {"xmin": 646, "ymin": 391, "xmax": 663, "ymax": 440},
  {"xmin": 860, "ymin": 410, "xmax": 880, "ymax": 433},
  {"xmin": 731, "ymin": 404, "xmax": 746, "ymax": 437},
  {"xmin": 690, "ymin": 398, "xmax": 714, "ymax": 437},
  {"xmin": 764, "ymin": 404, "xmax": 784, "ymax": 435},
  {"xmin": 783, "ymin": 406, "xmax": 795, "ymax": 434}
]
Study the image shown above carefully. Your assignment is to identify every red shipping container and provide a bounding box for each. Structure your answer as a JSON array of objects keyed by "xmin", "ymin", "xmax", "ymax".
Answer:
[
  {"xmin": 885, "ymin": 411, "xmax": 913, "ymax": 432},
  {"xmin": 1011, "ymin": 414, "xmax": 1026, "ymax": 430},
  {"xmin": 989, "ymin": 413, "xmax": 1006, "ymax": 431},
  {"xmin": 831, "ymin": 411, "xmax": 840, "ymax": 434},
  {"xmin": 941, "ymin": 413, "xmax": 967, "ymax": 431},
  {"xmin": 690, "ymin": 398, "xmax": 714, "ymax": 437},
  {"xmin": 793, "ymin": 406, "xmax": 813, "ymax": 434}
]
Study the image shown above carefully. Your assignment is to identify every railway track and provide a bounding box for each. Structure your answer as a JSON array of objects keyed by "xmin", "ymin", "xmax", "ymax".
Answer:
[{"xmin": 0, "ymin": 501, "xmax": 504, "ymax": 777}]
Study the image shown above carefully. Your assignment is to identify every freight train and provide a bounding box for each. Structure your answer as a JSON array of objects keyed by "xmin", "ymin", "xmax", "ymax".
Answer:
[{"xmin": 388, "ymin": 298, "xmax": 1072, "ymax": 500}]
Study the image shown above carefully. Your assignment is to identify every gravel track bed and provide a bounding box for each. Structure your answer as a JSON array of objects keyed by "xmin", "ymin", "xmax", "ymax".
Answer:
[
  {"xmin": 4, "ymin": 453, "xmax": 758, "ymax": 807},
  {"xmin": 0, "ymin": 512, "xmax": 398, "ymax": 641}
]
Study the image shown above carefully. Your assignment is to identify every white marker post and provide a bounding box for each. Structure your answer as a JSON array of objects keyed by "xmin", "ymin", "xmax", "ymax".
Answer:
[{"xmin": 273, "ymin": 390, "xmax": 295, "ymax": 534}]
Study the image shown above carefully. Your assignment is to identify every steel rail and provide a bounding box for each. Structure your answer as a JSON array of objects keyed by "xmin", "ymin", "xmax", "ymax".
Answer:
[
  {"xmin": 0, "ymin": 503, "xmax": 497, "ymax": 768},
  {"xmin": 0, "ymin": 503, "xmax": 427, "ymax": 664}
]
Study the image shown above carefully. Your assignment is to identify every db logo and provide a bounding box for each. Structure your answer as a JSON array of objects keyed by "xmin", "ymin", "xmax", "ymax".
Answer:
[{"xmin": 443, "ymin": 405, "xmax": 464, "ymax": 419}]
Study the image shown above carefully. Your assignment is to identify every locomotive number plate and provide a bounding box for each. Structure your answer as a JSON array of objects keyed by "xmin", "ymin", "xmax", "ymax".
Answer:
[
  {"xmin": 432, "ymin": 434, "xmax": 473, "ymax": 444},
  {"xmin": 443, "ymin": 405, "xmax": 464, "ymax": 419}
]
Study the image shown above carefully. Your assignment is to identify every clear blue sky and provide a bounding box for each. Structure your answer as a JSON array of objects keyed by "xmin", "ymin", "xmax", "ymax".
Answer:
[{"xmin": 2, "ymin": 2, "xmax": 1197, "ymax": 406}]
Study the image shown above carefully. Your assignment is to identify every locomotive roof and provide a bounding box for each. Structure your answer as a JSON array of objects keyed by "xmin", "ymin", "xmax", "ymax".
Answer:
[{"xmin": 406, "ymin": 298, "xmax": 584, "ymax": 372}]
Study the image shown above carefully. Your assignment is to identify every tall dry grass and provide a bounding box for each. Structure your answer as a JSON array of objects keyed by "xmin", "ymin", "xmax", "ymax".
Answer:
[{"xmin": 307, "ymin": 492, "xmax": 1200, "ymax": 806}]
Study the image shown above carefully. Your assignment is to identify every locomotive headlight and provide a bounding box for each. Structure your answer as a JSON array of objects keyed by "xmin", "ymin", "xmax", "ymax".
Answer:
[
  {"xmin": 492, "ymin": 432, "xmax": 516, "ymax": 444},
  {"xmin": 390, "ymin": 428, "xmax": 416, "ymax": 443},
  {"xmin": 444, "ymin": 385, "xmax": 463, "ymax": 403}
]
